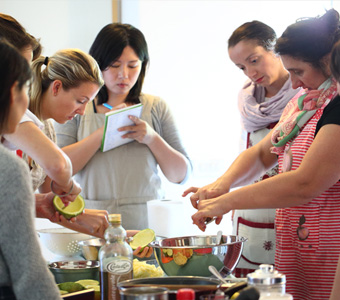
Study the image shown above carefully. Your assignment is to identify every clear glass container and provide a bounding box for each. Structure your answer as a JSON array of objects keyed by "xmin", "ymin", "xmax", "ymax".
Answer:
[{"xmin": 247, "ymin": 264, "xmax": 286, "ymax": 296}]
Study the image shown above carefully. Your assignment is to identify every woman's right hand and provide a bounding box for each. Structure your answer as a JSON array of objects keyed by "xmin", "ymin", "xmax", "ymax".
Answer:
[{"xmin": 50, "ymin": 179, "xmax": 82, "ymax": 203}]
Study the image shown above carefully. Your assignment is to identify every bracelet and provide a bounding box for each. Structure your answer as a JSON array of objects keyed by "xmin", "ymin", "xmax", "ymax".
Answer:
[{"xmin": 50, "ymin": 180, "xmax": 74, "ymax": 197}]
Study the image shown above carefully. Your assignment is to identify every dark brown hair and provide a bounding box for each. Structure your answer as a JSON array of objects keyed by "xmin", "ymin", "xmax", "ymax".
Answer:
[
  {"xmin": 89, "ymin": 23, "xmax": 149, "ymax": 105},
  {"xmin": 275, "ymin": 9, "xmax": 340, "ymax": 74},
  {"xmin": 0, "ymin": 13, "xmax": 41, "ymax": 56},
  {"xmin": 228, "ymin": 21, "xmax": 276, "ymax": 51},
  {"xmin": 0, "ymin": 39, "xmax": 31, "ymax": 131}
]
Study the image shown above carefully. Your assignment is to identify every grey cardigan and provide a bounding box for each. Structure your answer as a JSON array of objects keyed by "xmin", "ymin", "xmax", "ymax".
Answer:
[{"xmin": 0, "ymin": 144, "xmax": 61, "ymax": 299}]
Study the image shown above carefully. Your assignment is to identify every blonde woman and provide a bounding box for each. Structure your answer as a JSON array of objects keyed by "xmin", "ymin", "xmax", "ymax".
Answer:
[{"xmin": 3, "ymin": 48, "xmax": 109, "ymax": 237}]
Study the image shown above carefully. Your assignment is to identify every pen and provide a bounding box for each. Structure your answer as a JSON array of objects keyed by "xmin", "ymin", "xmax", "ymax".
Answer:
[{"xmin": 103, "ymin": 103, "xmax": 113, "ymax": 110}]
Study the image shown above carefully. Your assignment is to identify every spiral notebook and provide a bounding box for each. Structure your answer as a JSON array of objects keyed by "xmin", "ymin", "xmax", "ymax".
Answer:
[{"xmin": 100, "ymin": 103, "xmax": 143, "ymax": 152}]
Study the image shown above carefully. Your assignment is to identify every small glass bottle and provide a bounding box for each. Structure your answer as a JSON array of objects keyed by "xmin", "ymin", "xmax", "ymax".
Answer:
[{"xmin": 99, "ymin": 214, "xmax": 133, "ymax": 300}]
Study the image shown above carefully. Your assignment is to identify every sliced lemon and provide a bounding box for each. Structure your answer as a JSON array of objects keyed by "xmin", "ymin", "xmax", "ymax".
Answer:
[
  {"xmin": 53, "ymin": 194, "xmax": 85, "ymax": 219},
  {"xmin": 75, "ymin": 279, "xmax": 99, "ymax": 287},
  {"xmin": 129, "ymin": 228, "xmax": 155, "ymax": 250},
  {"xmin": 59, "ymin": 290, "xmax": 68, "ymax": 295},
  {"xmin": 57, "ymin": 282, "xmax": 84, "ymax": 293},
  {"xmin": 85, "ymin": 285, "xmax": 100, "ymax": 291}
]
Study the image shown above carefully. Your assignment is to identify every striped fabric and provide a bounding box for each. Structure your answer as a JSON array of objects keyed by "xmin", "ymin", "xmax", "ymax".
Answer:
[{"xmin": 276, "ymin": 102, "xmax": 340, "ymax": 300}]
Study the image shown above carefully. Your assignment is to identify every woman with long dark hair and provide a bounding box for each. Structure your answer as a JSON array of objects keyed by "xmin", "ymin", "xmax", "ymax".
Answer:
[
  {"xmin": 55, "ymin": 23, "xmax": 192, "ymax": 233},
  {"xmin": 0, "ymin": 39, "xmax": 61, "ymax": 300}
]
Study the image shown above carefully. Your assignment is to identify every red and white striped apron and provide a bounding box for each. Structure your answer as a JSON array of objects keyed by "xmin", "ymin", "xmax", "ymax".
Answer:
[{"xmin": 276, "ymin": 102, "xmax": 340, "ymax": 300}]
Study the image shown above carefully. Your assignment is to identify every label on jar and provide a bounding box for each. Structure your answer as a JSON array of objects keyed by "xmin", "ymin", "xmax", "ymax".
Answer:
[
  {"xmin": 100, "ymin": 258, "xmax": 133, "ymax": 300},
  {"xmin": 106, "ymin": 259, "xmax": 133, "ymax": 274}
]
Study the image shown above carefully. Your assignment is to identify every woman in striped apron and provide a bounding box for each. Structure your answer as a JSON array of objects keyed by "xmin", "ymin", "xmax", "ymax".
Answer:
[{"xmin": 185, "ymin": 9, "xmax": 340, "ymax": 300}]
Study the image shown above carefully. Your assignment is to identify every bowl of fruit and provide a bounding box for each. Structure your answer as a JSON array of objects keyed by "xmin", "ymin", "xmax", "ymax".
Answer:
[{"xmin": 149, "ymin": 235, "xmax": 247, "ymax": 277}]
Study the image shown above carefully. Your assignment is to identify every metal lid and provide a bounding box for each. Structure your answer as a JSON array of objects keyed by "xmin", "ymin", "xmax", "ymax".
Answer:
[
  {"xmin": 247, "ymin": 264, "xmax": 286, "ymax": 285},
  {"xmin": 109, "ymin": 214, "xmax": 121, "ymax": 223}
]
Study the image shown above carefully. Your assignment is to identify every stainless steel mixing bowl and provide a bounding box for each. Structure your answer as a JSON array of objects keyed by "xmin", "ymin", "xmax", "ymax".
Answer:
[
  {"xmin": 78, "ymin": 238, "xmax": 105, "ymax": 261},
  {"xmin": 149, "ymin": 235, "xmax": 247, "ymax": 277},
  {"xmin": 79, "ymin": 236, "xmax": 166, "ymax": 261},
  {"xmin": 49, "ymin": 260, "xmax": 99, "ymax": 284}
]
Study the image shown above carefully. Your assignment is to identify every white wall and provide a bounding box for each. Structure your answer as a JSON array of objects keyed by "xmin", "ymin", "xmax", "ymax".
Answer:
[
  {"xmin": 2, "ymin": 0, "xmax": 340, "ymax": 235},
  {"xmin": 0, "ymin": 0, "xmax": 113, "ymax": 55},
  {"xmin": 121, "ymin": 0, "xmax": 339, "ymax": 200}
]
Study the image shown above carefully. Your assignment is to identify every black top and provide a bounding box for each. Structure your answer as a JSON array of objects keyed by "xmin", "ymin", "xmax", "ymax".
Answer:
[
  {"xmin": 92, "ymin": 100, "xmax": 97, "ymax": 113},
  {"xmin": 315, "ymin": 94, "xmax": 340, "ymax": 136}
]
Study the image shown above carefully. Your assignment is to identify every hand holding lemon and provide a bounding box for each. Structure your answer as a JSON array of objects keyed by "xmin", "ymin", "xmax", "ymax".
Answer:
[
  {"xmin": 129, "ymin": 228, "xmax": 155, "ymax": 259},
  {"xmin": 53, "ymin": 194, "xmax": 85, "ymax": 219}
]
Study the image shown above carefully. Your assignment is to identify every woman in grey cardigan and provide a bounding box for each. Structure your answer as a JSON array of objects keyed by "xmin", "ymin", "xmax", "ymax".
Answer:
[{"xmin": 0, "ymin": 40, "xmax": 61, "ymax": 299}]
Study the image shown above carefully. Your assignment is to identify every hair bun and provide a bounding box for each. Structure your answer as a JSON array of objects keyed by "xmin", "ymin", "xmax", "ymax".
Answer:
[{"xmin": 319, "ymin": 9, "xmax": 340, "ymax": 34}]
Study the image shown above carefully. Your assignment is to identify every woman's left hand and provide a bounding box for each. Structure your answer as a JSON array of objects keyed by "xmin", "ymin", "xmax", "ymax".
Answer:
[
  {"xmin": 58, "ymin": 209, "xmax": 109, "ymax": 238},
  {"xmin": 118, "ymin": 115, "xmax": 156, "ymax": 145},
  {"xmin": 127, "ymin": 230, "xmax": 154, "ymax": 258},
  {"xmin": 35, "ymin": 194, "xmax": 109, "ymax": 238},
  {"xmin": 35, "ymin": 192, "xmax": 61, "ymax": 222},
  {"xmin": 133, "ymin": 246, "xmax": 153, "ymax": 258}
]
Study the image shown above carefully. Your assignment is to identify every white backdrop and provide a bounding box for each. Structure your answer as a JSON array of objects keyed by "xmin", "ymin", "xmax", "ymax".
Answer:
[{"xmin": 121, "ymin": 1, "xmax": 339, "ymax": 197}]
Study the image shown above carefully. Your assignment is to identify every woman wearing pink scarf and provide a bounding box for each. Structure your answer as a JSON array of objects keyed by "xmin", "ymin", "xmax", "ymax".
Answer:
[
  {"xmin": 184, "ymin": 9, "xmax": 340, "ymax": 300},
  {"xmin": 227, "ymin": 21, "xmax": 300, "ymax": 277}
]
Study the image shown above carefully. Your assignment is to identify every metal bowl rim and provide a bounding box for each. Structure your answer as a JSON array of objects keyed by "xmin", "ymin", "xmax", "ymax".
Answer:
[
  {"xmin": 149, "ymin": 235, "xmax": 247, "ymax": 249},
  {"xmin": 119, "ymin": 286, "xmax": 169, "ymax": 295},
  {"xmin": 37, "ymin": 228, "xmax": 88, "ymax": 235},
  {"xmin": 78, "ymin": 238, "xmax": 105, "ymax": 247},
  {"xmin": 117, "ymin": 276, "xmax": 220, "ymax": 287},
  {"xmin": 48, "ymin": 260, "xmax": 99, "ymax": 269}
]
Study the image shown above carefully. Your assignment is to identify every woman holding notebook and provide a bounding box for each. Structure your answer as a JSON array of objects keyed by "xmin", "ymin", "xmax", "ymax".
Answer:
[{"xmin": 55, "ymin": 23, "xmax": 192, "ymax": 231}]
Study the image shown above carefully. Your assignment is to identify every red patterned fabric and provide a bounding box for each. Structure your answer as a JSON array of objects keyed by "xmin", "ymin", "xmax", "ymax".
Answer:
[
  {"xmin": 275, "ymin": 90, "xmax": 340, "ymax": 300},
  {"xmin": 271, "ymin": 81, "xmax": 336, "ymax": 155}
]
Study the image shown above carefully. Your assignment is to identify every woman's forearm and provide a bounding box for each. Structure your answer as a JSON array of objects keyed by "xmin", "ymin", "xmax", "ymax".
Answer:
[
  {"xmin": 148, "ymin": 134, "xmax": 188, "ymax": 183},
  {"xmin": 61, "ymin": 126, "xmax": 104, "ymax": 174},
  {"xmin": 219, "ymin": 127, "xmax": 340, "ymax": 212},
  {"xmin": 217, "ymin": 136, "xmax": 278, "ymax": 190},
  {"xmin": 4, "ymin": 122, "xmax": 73, "ymax": 187}
]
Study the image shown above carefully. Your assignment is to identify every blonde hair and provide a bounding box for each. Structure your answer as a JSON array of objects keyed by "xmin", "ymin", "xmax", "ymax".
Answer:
[{"xmin": 30, "ymin": 48, "xmax": 104, "ymax": 119}]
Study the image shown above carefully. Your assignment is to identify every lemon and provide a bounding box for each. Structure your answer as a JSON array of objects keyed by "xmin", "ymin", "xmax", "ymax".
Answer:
[
  {"xmin": 57, "ymin": 282, "xmax": 85, "ymax": 293},
  {"xmin": 75, "ymin": 279, "xmax": 99, "ymax": 287},
  {"xmin": 59, "ymin": 290, "xmax": 68, "ymax": 295},
  {"xmin": 129, "ymin": 228, "xmax": 155, "ymax": 250},
  {"xmin": 53, "ymin": 194, "xmax": 85, "ymax": 219}
]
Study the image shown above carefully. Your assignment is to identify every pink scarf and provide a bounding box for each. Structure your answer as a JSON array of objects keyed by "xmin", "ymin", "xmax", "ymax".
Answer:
[
  {"xmin": 238, "ymin": 76, "xmax": 300, "ymax": 132},
  {"xmin": 271, "ymin": 78, "xmax": 337, "ymax": 155}
]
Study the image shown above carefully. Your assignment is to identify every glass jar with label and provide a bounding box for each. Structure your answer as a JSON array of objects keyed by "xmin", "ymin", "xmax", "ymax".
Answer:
[{"xmin": 99, "ymin": 214, "xmax": 133, "ymax": 300}]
